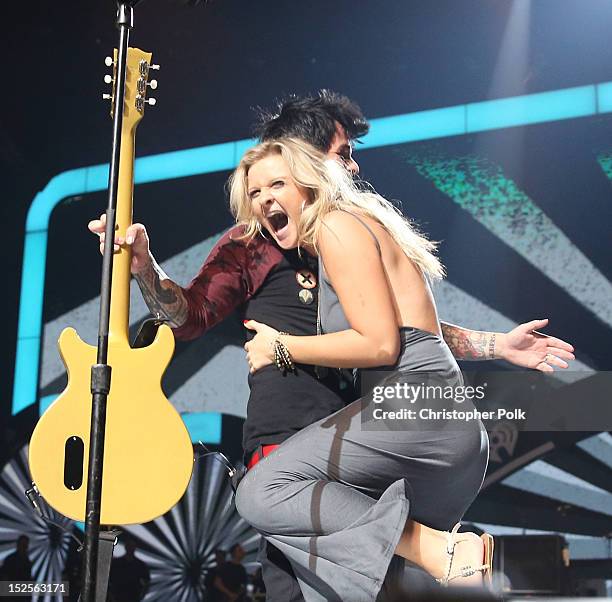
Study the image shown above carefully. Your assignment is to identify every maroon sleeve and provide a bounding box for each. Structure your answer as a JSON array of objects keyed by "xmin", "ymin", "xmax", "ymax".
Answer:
[{"xmin": 172, "ymin": 225, "xmax": 283, "ymax": 341}]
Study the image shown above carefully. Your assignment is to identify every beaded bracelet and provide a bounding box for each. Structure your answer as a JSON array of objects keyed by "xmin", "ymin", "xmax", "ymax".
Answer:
[{"xmin": 273, "ymin": 332, "xmax": 295, "ymax": 373}]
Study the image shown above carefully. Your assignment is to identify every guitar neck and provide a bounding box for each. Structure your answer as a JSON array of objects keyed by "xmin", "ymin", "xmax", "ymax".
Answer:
[
  {"xmin": 103, "ymin": 46, "xmax": 154, "ymax": 345},
  {"xmin": 109, "ymin": 129, "xmax": 135, "ymax": 344}
]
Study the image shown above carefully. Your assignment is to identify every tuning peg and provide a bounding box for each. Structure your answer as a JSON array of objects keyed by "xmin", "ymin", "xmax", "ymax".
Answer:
[
  {"xmin": 150, "ymin": 64, "xmax": 160, "ymax": 71},
  {"xmin": 105, "ymin": 56, "xmax": 114, "ymax": 67},
  {"xmin": 102, "ymin": 93, "xmax": 112, "ymax": 101},
  {"xmin": 137, "ymin": 77, "xmax": 158, "ymax": 94},
  {"xmin": 104, "ymin": 74, "xmax": 113, "ymax": 84},
  {"xmin": 135, "ymin": 94, "xmax": 157, "ymax": 112}
]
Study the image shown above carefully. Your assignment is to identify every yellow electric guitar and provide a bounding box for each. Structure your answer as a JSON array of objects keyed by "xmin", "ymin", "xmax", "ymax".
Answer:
[{"xmin": 28, "ymin": 48, "xmax": 194, "ymax": 525}]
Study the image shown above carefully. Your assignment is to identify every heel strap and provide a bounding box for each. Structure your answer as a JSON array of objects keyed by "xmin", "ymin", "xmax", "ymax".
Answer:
[
  {"xmin": 437, "ymin": 523, "xmax": 490, "ymax": 587},
  {"xmin": 445, "ymin": 522, "xmax": 461, "ymax": 554},
  {"xmin": 446, "ymin": 562, "xmax": 490, "ymax": 583}
]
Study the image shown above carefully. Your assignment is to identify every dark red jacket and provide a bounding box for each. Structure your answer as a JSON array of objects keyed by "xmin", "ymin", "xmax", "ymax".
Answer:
[{"xmin": 172, "ymin": 225, "xmax": 283, "ymax": 341}]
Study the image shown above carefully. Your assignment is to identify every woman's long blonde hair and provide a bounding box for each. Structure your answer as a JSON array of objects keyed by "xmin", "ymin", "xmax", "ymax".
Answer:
[{"xmin": 228, "ymin": 137, "xmax": 444, "ymax": 280}]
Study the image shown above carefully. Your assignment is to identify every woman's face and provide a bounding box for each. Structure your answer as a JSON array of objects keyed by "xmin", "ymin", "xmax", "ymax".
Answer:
[{"xmin": 247, "ymin": 153, "xmax": 310, "ymax": 250}]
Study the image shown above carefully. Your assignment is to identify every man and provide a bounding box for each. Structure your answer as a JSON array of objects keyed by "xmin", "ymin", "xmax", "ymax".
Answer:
[
  {"xmin": 108, "ymin": 536, "xmax": 150, "ymax": 602},
  {"xmin": 214, "ymin": 543, "xmax": 248, "ymax": 602},
  {"xmin": 1, "ymin": 535, "xmax": 33, "ymax": 601},
  {"xmin": 90, "ymin": 90, "xmax": 573, "ymax": 600},
  {"xmin": 204, "ymin": 548, "xmax": 227, "ymax": 601}
]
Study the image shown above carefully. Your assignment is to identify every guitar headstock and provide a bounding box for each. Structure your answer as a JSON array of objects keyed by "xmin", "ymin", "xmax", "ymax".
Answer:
[{"xmin": 103, "ymin": 47, "xmax": 159, "ymax": 129}]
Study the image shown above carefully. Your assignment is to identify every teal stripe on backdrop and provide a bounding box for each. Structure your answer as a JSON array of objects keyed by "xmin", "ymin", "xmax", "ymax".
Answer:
[{"xmin": 181, "ymin": 412, "xmax": 222, "ymax": 445}]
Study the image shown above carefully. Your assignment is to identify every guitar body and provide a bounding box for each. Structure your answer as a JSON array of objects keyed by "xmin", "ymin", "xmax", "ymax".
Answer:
[
  {"xmin": 29, "ymin": 325, "xmax": 193, "ymax": 524},
  {"xmin": 28, "ymin": 47, "xmax": 193, "ymax": 524}
]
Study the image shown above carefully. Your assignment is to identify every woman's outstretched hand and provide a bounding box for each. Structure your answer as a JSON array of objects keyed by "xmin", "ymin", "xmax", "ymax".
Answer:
[
  {"xmin": 244, "ymin": 320, "xmax": 280, "ymax": 373},
  {"xmin": 497, "ymin": 318, "xmax": 575, "ymax": 372}
]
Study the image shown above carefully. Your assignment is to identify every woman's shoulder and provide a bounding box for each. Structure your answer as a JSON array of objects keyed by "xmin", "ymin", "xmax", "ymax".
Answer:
[
  {"xmin": 320, "ymin": 209, "xmax": 385, "ymax": 250},
  {"xmin": 320, "ymin": 208, "xmax": 354, "ymax": 227},
  {"xmin": 320, "ymin": 209, "xmax": 379, "ymax": 235}
]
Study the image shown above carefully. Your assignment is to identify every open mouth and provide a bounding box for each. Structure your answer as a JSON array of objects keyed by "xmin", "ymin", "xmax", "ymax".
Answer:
[{"xmin": 267, "ymin": 211, "xmax": 289, "ymax": 234}]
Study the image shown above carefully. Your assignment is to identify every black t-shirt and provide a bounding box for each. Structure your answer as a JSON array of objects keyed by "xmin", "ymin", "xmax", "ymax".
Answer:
[
  {"xmin": 216, "ymin": 561, "xmax": 248, "ymax": 600},
  {"xmin": 205, "ymin": 564, "xmax": 225, "ymax": 602},
  {"xmin": 109, "ymin": 555, "xmax": 150, "ymax": 602},
  {"xmin": 241, "ymin": 249, "xmax": 355, "ymax": 456}
]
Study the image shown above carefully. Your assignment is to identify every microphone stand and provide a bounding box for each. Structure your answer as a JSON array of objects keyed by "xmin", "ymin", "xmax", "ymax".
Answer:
[{"xmin": 80, "ymin": 2, "xmax": 139, "ymax": 600}]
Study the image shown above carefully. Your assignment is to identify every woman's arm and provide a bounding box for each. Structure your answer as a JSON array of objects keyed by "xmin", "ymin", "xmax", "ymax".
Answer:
[{"xmin": 246, "ymin": 211, "xmax": 400, "ymax": 369}]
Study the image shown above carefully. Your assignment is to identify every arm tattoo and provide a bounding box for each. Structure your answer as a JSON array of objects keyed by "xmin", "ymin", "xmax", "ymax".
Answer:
[
  {"xmin": 134, "ymin": 257, "xmax": 189, "ymax": 328},
  {"xmin": 440, "ymin": 322, "xmax": 497, "ymax": 360}
]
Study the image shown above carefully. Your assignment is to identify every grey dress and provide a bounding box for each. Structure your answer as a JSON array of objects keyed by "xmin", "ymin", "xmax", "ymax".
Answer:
[{"xmin": 235, "ymin": 215, "xmax": 489, "ymax": 601}]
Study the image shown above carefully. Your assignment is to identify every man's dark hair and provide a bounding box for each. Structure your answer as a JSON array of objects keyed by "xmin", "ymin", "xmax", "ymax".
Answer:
[
  {"xmin": 254, "ymin": 90, "xmax": 370, "ymax": 151},
  {"xmin": 228, "ymin": 543, "xmax": 242, "ymax": 557}
]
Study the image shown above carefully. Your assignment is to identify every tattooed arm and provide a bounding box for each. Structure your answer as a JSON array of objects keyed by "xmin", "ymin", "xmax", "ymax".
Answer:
[
  {"xmin": 88, "ymin": 215, "xmax": 282, "ymax": 340},
  {"xmin": 440, "ymin": 322, "xmax": 497, "ymax": 360},
  {"xmin": 133, "ymin": 256, "xmax": 189, "ymax": 328},
  {"xmin": 89, "ymin": 215, "xmax": 189, "ymax": 327},
  {"xmin": 440, "ymin": 319, "xmax": 575, "ymax": 372}
]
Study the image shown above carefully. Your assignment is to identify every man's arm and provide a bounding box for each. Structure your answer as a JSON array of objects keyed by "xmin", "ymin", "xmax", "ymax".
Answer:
[
  {"xmin": 440, "ymin": 321, "xmax": 496, "ymax": 360},
  {"xmin": 89, "ymin": 215, "xmax": 283, "ymax": 341},
  {"xmin": 90, "ymin": 214, "xmax": 189, "ymax": 327},
  {"xmin": 440, "ymin": 318, "xmax": 575, "ymax": 372},
  {"xmin": 133, "ymin": 256, "xmax": 189, "ymax": 328},
  {"xmin": 168, "ymin": 229, "xmax": 282, "ymax": 340}
]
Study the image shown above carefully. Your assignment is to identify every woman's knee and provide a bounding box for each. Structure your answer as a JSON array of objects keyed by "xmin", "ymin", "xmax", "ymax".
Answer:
[{"xmin": 235, "ymin": 470, "xmax": 274, "ymax": 532}]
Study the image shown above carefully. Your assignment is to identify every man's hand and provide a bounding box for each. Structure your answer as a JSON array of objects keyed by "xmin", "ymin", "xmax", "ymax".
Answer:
[
  {"xmin": 244, "ymin": 320, "xmax": 279, "ymax": 373},
  {"xmin": 89, "ymin": 213, "xmax": 190, "ymax": 328},
  {"xmin": 496, "ymin": 318, "xmax": 575, "ymax": 372},
  {"xmin": 88, "ymin": 213, "xmax": 152, "ymax": 274}
]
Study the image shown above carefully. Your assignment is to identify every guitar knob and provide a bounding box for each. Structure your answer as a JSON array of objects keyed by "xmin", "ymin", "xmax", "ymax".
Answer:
[
  {"xmin": 150, "ymin": 64, "xmax": 160, "ymax": 71},
  {"xmin": 104, "ymin": 74, "xmax": 113, "ymax": 84},
  {"xmin": 105, "ymin": 56, "xmax": 114, "ymax": 67},
  {"xmin": 103, "ymin": 93, "xmax": 112, "ymax": 101},
  {"xmin": 146, "ymin": 98, "xmax": 157, "ymax": 106},
  {"xmin": 148, "ymin": 79, "xmax": 158, "ymax": 90}
]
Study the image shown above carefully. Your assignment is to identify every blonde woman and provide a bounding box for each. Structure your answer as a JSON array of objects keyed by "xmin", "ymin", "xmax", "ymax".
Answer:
[{"xmin": 231, "ymin": 138, "xmax": 491, "ymax": 601}]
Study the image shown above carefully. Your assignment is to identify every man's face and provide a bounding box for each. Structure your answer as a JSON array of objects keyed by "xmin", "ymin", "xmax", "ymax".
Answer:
[
  {"xmin": 232, "ymin": 545, "xmax": 245, "ymax": 561},
  {"xmin": 325, "ymin": 122, "xmax": 359, "ymax": 175},
  {"xmin": 17, "ymin": 537, "xmax": 29, "ymax": 555}
]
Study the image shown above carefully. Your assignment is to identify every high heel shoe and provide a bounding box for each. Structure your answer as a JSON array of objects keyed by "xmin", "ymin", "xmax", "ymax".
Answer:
[{"xmin": 436, "ymin": 523, "xmax": 494, "ymax": 588}]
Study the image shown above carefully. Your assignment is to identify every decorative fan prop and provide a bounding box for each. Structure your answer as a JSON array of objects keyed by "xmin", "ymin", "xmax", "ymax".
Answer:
[
  {"xmin": 0, "ymin": 444, "xmax": 74, "ymax": 595},
  {"xmin": 117, "ymin": 453, "xmax": 260, "ymax": 601}
]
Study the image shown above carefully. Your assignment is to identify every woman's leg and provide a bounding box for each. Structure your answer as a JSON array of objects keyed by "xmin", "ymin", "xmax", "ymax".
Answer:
[
  {"xmin": 235, "ymin": 397, "xmax": 488, "ymax": 601},
  {"xmin": 236, "ymin": 400, "xmax": 413, "ymax": 601}
]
